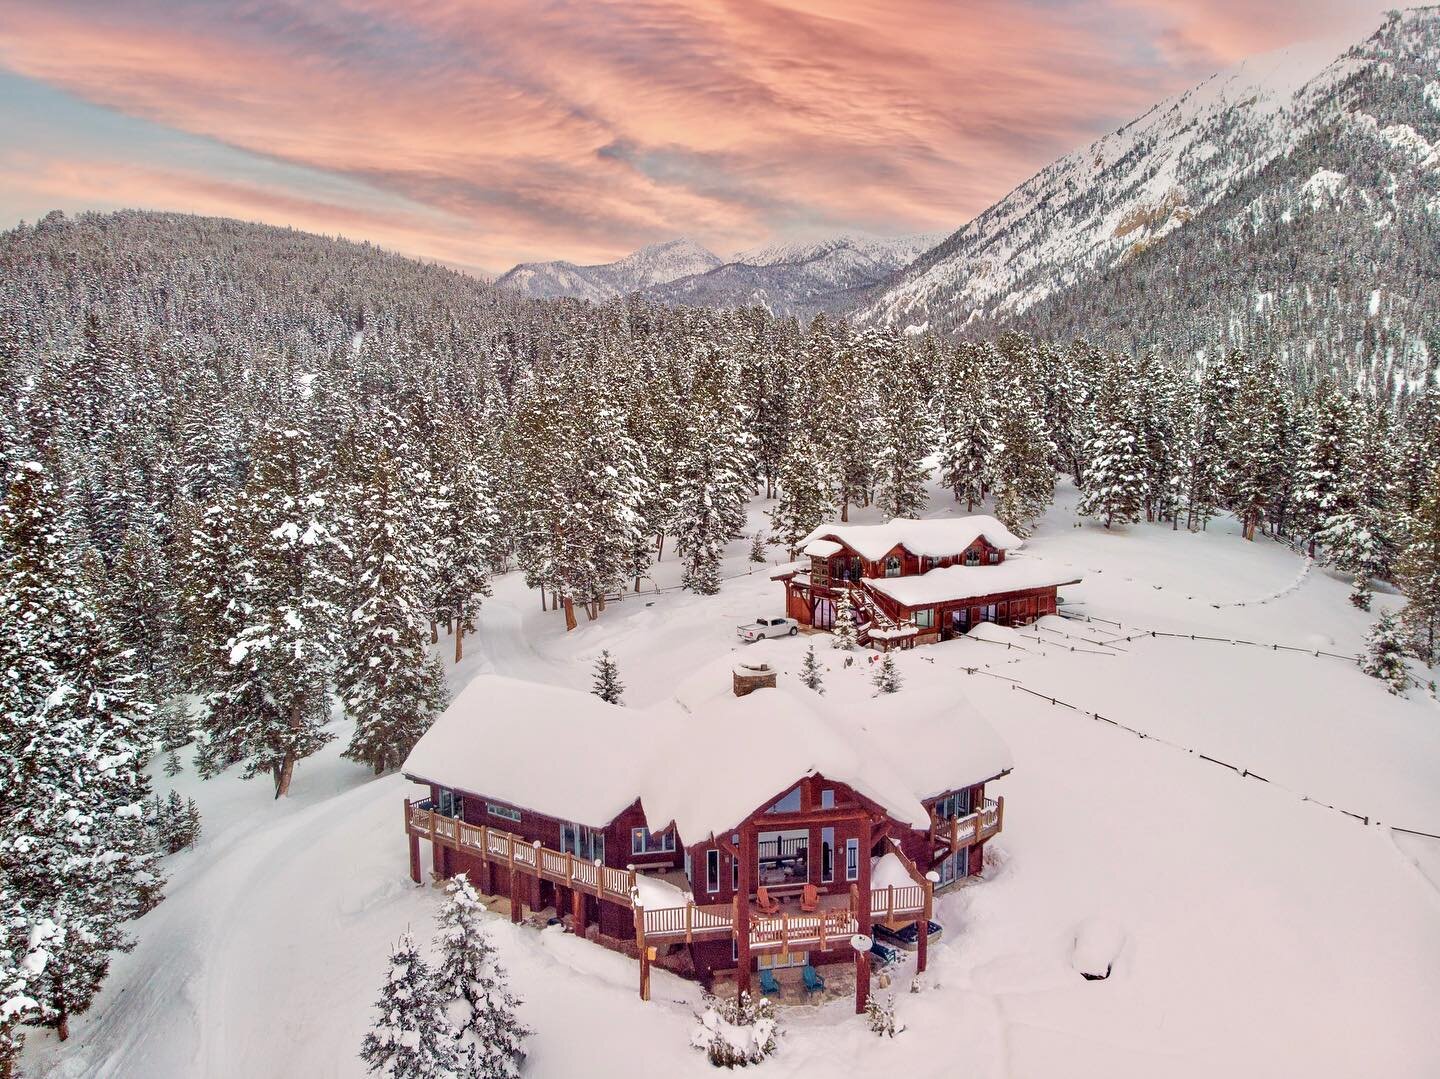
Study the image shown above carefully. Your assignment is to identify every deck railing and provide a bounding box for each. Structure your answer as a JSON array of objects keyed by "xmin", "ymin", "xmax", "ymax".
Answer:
[
  {"xmin": 932, "ymin": 796, "xmax": 1004, "ymax": 852},
  {"xmin": 407, "ymin": 802, "xmax": 936, "ymax": 951}
]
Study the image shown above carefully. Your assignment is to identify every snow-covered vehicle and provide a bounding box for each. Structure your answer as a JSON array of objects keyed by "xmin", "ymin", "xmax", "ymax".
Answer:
[{"xmin": 736, "ymin": 616, "xmax": 799, "ymax": 642}]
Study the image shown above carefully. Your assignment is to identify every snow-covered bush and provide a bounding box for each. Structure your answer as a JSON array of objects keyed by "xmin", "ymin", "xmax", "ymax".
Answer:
[
  {"xmin": 800, "ymin": 647, "xmax": 824, "ymax": 694},
  {"xmin": 864, "ymin": 992, "xmax": 900, "ymax": 1038},
  {"xmin": 871, "ymin": 654, "xmax": 901, "ymax": 693},
  {"xmin": 690, "ymin": 990, "xmax": 780, "ymax": 1068},
  {"xmin": 1362, "ymin": 611, "xmax": 1410, "ymax": 694}
]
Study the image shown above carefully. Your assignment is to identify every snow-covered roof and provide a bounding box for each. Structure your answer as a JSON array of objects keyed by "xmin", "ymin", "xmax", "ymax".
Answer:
[
  {"xmin": 406, "ymin": 641, "xmax": 1012, "ymax": 843},
  {"xmin": 403, "ymin": 676, "xmax": 651, "ymax": 826},
  {"xmin": 768, "ymin": 561, "xmax": 807, "ymax": 580},
  {"xmin": 802, "ymin": 539, "xmax": 844, "ymax": 558},
  {"xmin": 801, "ymin": 516, "xmax": 1023, "ymax": 562},
  {"xmin": 866, "ymin": 559, "xmax": 1080, "ymax": 608}
]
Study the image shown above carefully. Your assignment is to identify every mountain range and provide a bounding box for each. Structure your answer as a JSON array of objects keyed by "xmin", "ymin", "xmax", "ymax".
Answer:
[{"xmin": 496, "ymin": 7, "xmax": 1440, "ymax": 390}]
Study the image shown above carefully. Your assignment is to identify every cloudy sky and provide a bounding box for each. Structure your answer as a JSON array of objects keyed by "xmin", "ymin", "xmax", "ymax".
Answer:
[{"xmin": 0, "ymin": 0, "xmax": 1391, "ymax": 274}]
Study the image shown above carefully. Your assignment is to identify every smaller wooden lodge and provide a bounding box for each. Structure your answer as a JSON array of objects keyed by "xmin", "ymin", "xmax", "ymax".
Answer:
[
  {"xmin": 401, "ymin": 653, "xmax": 1012, "ymax": 1012},
  {"xmin": 772, "ymin": 516, "xmax": 1081, "ymax": 649}
]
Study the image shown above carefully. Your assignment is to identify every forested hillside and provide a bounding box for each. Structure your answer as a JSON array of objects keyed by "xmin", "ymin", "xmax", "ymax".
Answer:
[
  {"xmin": 2, "ymin": 209, "xmax": 1438, "ymax": 1071},
  {"xmin": 858, "ymin": 7, "xmax": 1440, "ymax": 396}
]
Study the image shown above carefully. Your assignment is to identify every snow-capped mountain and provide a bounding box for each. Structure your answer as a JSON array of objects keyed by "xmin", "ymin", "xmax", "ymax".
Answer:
[
  {"xmin": 648, "ymin": 232, "xmax": 945, "ymax": 318},
  {"xmin": 496, "ymin": 237, "xmax": 723, "ymax": 302},
  {"xmin": 498, "ymin": 232, "xmax": 943, "ymax": 317},
  {"xmin": 855, "ymin": 8, "xmax": 1440, "ymax": 387}
]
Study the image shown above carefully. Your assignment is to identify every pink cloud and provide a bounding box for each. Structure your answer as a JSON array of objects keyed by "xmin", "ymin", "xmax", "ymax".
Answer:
[{"xmin": 0, "ymin": 0, "xmax": 1391, "ymax": 270}]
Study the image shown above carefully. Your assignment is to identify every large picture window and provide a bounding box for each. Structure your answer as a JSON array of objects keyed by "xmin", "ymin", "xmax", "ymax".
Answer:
[{"xmin": 913, "ymin": 608, "xmax": 934, "ymax": 629}]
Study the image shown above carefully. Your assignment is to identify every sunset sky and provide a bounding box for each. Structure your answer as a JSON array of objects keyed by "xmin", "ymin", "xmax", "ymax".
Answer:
[{"xmin": 0, "ymin": 0, "xmax": 1392, "ymax": 274}]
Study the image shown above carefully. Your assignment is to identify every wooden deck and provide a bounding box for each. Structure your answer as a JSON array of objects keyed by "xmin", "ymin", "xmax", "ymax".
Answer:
[
  {"xmin": 404, "ymin": 801, "xmax": 935, "ymax": 951},
  {"xmin": 931, "ymin": 796, "xmax": 1004, "ymax": 853}
]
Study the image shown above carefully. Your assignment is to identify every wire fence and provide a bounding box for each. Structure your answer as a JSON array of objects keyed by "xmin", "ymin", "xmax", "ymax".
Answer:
[{"xmin": 936, "ymin": 615, "xmax": 1436, "ymax": 841}]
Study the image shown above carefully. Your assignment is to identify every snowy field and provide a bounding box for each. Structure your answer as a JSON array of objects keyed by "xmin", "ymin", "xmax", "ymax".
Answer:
[{"xmin": 25, "ymin": 479, "xmax": 1440, "ymax": 1079}]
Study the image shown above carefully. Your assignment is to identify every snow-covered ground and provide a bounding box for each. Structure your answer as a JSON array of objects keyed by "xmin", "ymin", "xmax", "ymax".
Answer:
[{"xmin": 25, "ymin": 479, "xmax": 1440, "ymax": 1078}]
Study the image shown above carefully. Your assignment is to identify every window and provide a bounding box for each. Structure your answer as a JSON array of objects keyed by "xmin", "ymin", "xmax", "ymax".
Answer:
[
  {"xmin": 685, "ymin": 849, "xmax": 693, "ymax": 882},
  {"xmin": 486, "ymin": 802, "xmax": 521, "ymax": 823},
  {"xmin": 631, "ymin": 827, "xmax": 676, "ymax": 854},
  {"xmin": 768, "ymin": 786, "xmax": 802, "ymax": 814},
  {"xmin": 925, "ymin": 555, "xmax": 940, "ymax": 571},
  {"xmin": 820, "ymin": 789, "xmax": 835, "ymax": 809},
  {"xmin": 732, "ymin": 856, "xmax": 739, "ymax": 890},
  {"xmin": 437, "ymin": 788, "xmax": 462, "ymax": 818},
  {"xmin": 563, "ymin": 822, "xmax": 603, "ymax": 860},
  {"xmin": 964, "ymin": 548, "xmax": 980, "ymax": 567},
  {"xmin": 706, "ymin": 849, "xmax": 720, "ymax": 893},
  {"xmin": 913, "ymin": 608, "xmax": 934, "ymax": 629},
  {"xmin": 885, "ymin": 555, "xmax": 901, "ymax": 578},
  {"xmin": 989, "ymin": 551, "xmax": 1000, "ymax": 564},
  {"xmin": 758, "ymin": 950, "xmax": 808, "ymax": 969},
  {"xmin": 821, "ymin": 827, "xmax": 835, "ymax": 883},
  {"xmin": 845, "ymin": 838, "xmax": 860, "ymax": 881}
]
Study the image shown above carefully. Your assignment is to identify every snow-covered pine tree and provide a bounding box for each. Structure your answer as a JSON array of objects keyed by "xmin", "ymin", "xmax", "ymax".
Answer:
[
  {"xmin": 107, "ymin": 517, "xmax": 178, "ymax": 701},
  {"xmin": 1318, "ymin": 400, "xmax": 1397, "ymax": 611},
  {"xmin": 1396, "ymin": 471, "xmax": 1440, "ymax": 664},
  {"xmin": 1076, "ymin": 355, "xmax": 1147, "ymax": 528},
  {"xmin": 816, "ymin": 326, "xmax": 877, "ymax": 522},
  {"xmin": 224, "ymin": 422, "xmax": 345, "ymax": 797},
  {"xmin": 800, "ymin": 646, "xmax": 825, "ymax": 694},
  {"xmin": 873, "ymin": 358, "xmax": 932, "ymax": 519},
  {"xmin": 768, "ymin": 436, "xmax": 835, "ymax": 558},
  {"xmin": 1293, "ymin": 380, "xmax": 1358, "ymax": 553},
  {"xmin": 340, "ymin": 439, "xmax": 449, "ymax": 775},
  {"xmin": 674, "ymin": 381, "xmax": 752, "ymax": 595},
  {"xmin": 429, "ymin": 423, "xmax": 497, "ymax": 664},
  {"xmin": 360, "ymin": 931, "xmax": 459, "ymax": 1079},
  {"xmin": 1224, "ymin": 354, "xmax": 1294, "ymax": 540},
  {"xmin": 433, "ymin": 875, "xmax": 530, "ymax": 1079},
  {"xmin": 935, "ymin": 344, "xmax": 995, "ymax": 509},
  {"xmin": 1362, "ymin": 611, "xmax": 1410, "ymax": 694},
  {"xmin": 831, "ymin": 589, "xmax": 859, "ymax": 650},
  {"xmin": 987, "ymin": 358, "xmax": 1056, "ymax": 536},
  {"xmin": 872, "ymin": 653, "xmax": 901, "ymax": 693},
  {"xmin": 0, "ymin": 460, "xmax": 162, "ymax": 1042},
  {"xmin": 1183, "ymin": 349, "xmax": 1245, "ymax": 531},
  {"xmin": 748, "ymin": 531, "xmax": 767, "ymax": 563},
  {"xmin": 591, "ymin": 650, "xmax": 624, "ymax": 705}
]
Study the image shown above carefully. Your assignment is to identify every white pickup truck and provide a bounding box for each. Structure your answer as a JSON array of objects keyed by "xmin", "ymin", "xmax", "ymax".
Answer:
[{"xmin": 736, "ymin": 616, "xmax": 799, "ymax": 642}]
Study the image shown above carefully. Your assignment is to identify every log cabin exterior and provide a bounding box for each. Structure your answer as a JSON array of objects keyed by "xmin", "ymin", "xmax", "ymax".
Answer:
[
  {"xmin": 401, "ymin": 662, "xmax": 1010, "ymax": 1013},
  {"xmin": 772, "ymin": 516, "xmax": 1081, "ymax": 650}
]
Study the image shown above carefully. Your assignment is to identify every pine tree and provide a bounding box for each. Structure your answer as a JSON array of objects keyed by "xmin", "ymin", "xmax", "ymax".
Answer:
[
  {"xmin": 1224, "ymin": 354, "xmax": 1293, "ymax": 540},
  {"xmin": 434, "ymin": 875, "xmax": 530, "ymax": 1079},
  {"xmin": 935, "ymin": 345, "xmax": 994, "ymax": 509},
  {"xmin": 223, "ymin": 423, "xmax": 345, "ymax": 797},
  {"xmin": 800, "ymin": 646, "xmax": 825, "ymax": 694},
  {"xmin": 831, "ymin": 590, "xmax": 858, "ymax": 650},
  {"xmin": 769, "ymin": 436, "xmax": 835, "ymax": 558},
  {"xmin": 1362, "ymin": 611, "xmax": 1410, "ymax": 694},
  {"xmin": 1293, "ymin": 381, "xmax": 1357, "ymax": 552},
  {"xmin": 748, "ymin": 531, "xmax": 767, "ymax": 564},
  {"xmin": 591, "ymin": 650, "xmax": 624, "ymax": 705},
  {"xmin": 430, "ymin": 424, "xmax": 497, "ymax": 664},
  {"xmin": 1077, "ymin": 356, "xmax": 1147, "ymax": 528},
  {"xmin": 873, "ymin": 359, "xmax": 932, "ymax": 519},
  {"xmin": 987, "ymin": 363, "xmax": 1056, "ymax": 536},
  {"xmin": 341, "ymin": 442, "xmax": 450, "ymax": 775},
  {"xmin": 360, "ymin": 932, "xmax": 459, "ymax": 1079},
  {"xmin": 1396, "ymin": 472, "xmax": 1440, "ymax": 664},
  {"xmin": 0, "ymin": 461, "xmax": 162, "ymax": 1041},
  {"xmin": 871, "ymin": 653, "xmax": 901, "ymax": 693}
]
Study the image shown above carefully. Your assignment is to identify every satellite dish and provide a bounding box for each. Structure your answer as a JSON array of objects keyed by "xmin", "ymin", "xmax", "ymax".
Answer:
[
  {"xmin": 850, "ymin": 933, "xmax": 873, "ymax": 953},
  {"xmin": 924, "ymin": 871, "xmax": 941, "ymax": 883}
]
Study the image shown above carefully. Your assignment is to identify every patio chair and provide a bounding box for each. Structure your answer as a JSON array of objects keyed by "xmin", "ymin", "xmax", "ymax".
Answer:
[
  {"xmin": 799, "ymin": 883, "xmax": 820, "ymax": 913},
  {"xmin": 759, "ymin": 968, "xmax": 780, "ymax": 997},
  {"xmin": 802, "ymin": 965, "xmax": 825, "ymax": 993},
  {"xmin": 756, "ymin": 887, "xmax": 781, "ymax": 915}
]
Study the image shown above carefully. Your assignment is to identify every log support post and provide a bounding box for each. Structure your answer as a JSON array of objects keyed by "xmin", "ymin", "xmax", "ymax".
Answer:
[
  {"xmin": 736, "ymin": 828, "xmax": 754, "ymax": 1002},
  {"xmin": 855, "ymin": 815, "xmax": 874, "ymax": 1015},
  {"xmin": 572, "ymin": 887, "xmax": 587, "ymax": 936},
  {"xmin": 405, "ymin": 800, "xmax": 422, "ymax": 884},
  {"xmin": 510, "ymin": 866, "xmax": 523, "ymax": 924},
  {"xmin": 635, "ymin": 907, "xmax": 651, "ymax": 1001}
]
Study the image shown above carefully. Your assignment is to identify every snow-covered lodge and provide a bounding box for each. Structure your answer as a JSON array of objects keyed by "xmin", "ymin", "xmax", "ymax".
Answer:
[
  {"xmin": 773, "ymin": 516, "xmax": 1081, "ymax": 649},
  {"xmin": 401, "ymin": 653, "xmax": 1011, "ymax": 1011}
]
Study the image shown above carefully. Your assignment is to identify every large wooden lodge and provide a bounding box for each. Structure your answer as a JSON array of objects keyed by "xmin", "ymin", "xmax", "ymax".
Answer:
[
  {"xmin": 772, "ymin": 516, "xmax": 1081, "ymax": 649},
  {"xmin": 401, "ymin": 659, "xmax": 1012, "ymax": 1012}
]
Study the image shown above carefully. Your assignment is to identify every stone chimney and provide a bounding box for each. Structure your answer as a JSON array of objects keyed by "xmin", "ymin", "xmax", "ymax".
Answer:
[{"xmin": 732, "ymin": 660, "xmax": 777, "ymax": 697}]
